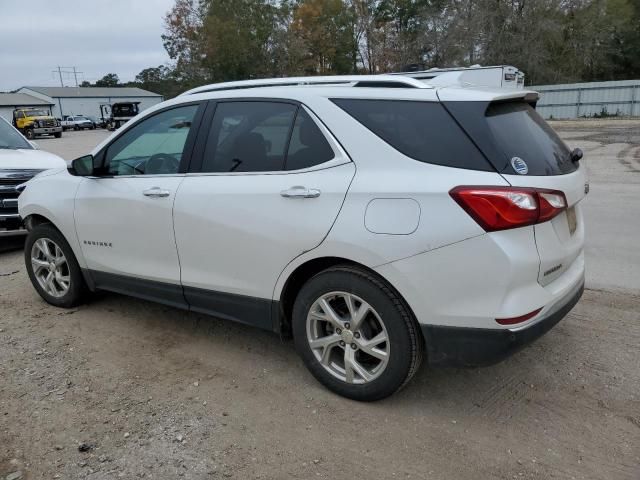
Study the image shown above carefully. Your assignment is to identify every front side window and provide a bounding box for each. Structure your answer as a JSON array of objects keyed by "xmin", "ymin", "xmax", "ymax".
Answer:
[
  {"xmin": 202, "ymin": 102, "xmax": 297, "ymax": 173},
  {"xmin": 103, "ymin": 104, "xmax": 198, "ymax": 176}
]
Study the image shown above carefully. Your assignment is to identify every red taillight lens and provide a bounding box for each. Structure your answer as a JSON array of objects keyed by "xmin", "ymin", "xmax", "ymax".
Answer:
[
  {"xmin": 450, "ymin": 186, "xmax": 567, "ymax": 232},
  {"xmin": 538, "ymin": 191, "xmax": 567, "ymax": 222}
]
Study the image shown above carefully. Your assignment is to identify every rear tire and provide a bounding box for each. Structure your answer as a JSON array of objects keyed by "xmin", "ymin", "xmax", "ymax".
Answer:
[
  {"xmin": 292, "ymin": 265, "xmax": 423, "ymax": 401},
  {"xmin": 54, "ymin": 132, "xmax": 62, "ymax": 138},
  {"xmin": 24, "ymin": 128, "xmax": 35, "ymax": 140},
  {"xmin": 24, "ymin": 224, "xmax": 88, "ymax": 308}
]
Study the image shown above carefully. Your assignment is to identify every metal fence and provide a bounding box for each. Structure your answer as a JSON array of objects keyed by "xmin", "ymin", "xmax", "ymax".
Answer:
[{"xmin": 529, "ymin": 79, "xmax": 640, "ymax": 119}]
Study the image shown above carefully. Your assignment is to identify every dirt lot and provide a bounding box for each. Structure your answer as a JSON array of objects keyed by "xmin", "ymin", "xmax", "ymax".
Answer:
[{"xmin": 1, "ymin": 124, "xmax": 639, "ymax": 479}]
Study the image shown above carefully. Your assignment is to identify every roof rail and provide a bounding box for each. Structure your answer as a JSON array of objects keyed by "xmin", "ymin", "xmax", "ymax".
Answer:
[{"xmin": 180, "ymin": 75, "xmax": 430, "ymax": 96}]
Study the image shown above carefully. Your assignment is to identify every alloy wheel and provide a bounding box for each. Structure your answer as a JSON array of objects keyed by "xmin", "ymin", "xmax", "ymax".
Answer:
[
  {"xmin": 306, "ymin": 291, "xmax": 390, "ymax": 385},
  {"xmin": 31, "ymin": 238, "xmax": 70, "ymax": 298}
]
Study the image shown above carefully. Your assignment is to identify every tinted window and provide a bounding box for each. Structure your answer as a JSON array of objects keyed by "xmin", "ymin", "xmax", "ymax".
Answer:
[
  {"xmin": 485, "ymin": 102, "xmax": 575, "ymax": 175},
  {"xmin": 104, "ymin": 104, "xmax": 198, "ymax": 176},
  {"xmin": 285, "ymin": 109, "xmax": 334, "ymax": 170},
  {"xmin": 331, "ymin": 99, "xmax": 492, "ymax": 171},
  {"xmin": 202, "ymin": 102, "xmax": 297, "ymax": 173}
]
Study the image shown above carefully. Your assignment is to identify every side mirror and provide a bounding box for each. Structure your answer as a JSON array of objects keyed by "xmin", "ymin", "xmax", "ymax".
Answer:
[
  {"xmin": 570, "ymin": 147, "xmax": 583, "ymax": 163},
  {"xmin": 29, "ymin": 141, "xmax": 39, "ymax": 150},
  {"xmin": 69, "ymin": 155, "xmax": 95, "ymax": 176}
]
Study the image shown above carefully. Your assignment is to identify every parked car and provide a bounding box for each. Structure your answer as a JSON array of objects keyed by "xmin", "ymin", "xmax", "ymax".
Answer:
[
  {"xmin": 61, "ymin": 115, "xmax": 95, "ymax": 131},
  {"xmin": 0, "ymin": 117, "xmax": 66, "ymax": 232},
  {"xmin": 18, "ymin": 75, "xmax": 587, "ymax": 400},
  {"xmin": 87, "ymin": 116, "xmax": 105, "ymax": 129}
]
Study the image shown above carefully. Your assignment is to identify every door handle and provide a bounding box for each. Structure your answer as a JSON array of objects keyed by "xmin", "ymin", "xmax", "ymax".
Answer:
[
  {"xmin": 143, "ymin": 187, "xmax": 171, "ymax": 198},
  {"xmin": 280, "ymin": 186, "xmax": 321, "ymax": 199}
]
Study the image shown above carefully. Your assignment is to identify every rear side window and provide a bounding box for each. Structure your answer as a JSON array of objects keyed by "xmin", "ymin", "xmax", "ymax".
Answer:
[
  {"xmin": 484, "ymin": 102, "xmax": 575, "ymax": 175},
  {"xmin": 285, "ymin": 109, "xmax": 334, "ymax": 170},
  {"xmin": 331, "ymin": 99, "xmax": 492, "ymax": 171},
  {"xmin": 202, "ymin": 102, "xmax": 297, "ymax": 173}
]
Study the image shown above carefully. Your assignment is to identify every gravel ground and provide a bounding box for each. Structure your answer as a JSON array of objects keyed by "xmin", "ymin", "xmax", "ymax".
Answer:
[{"xmin": 1, "ymin": 124, "xmax": 639, "ymax": 480}]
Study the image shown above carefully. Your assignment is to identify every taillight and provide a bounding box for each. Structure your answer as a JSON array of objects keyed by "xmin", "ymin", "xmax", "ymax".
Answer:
[
  {"xmin": 450, "ymin": 186, "xmax": 567, "ymax": 232},
  {"xmin": 538, "ymin": 191, "xmax": 567, "ymax": 222}
]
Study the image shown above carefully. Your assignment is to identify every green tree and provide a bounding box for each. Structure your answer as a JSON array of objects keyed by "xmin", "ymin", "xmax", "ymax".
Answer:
[
  {"xmin": 94, "ymin": 73, "xmax": 120, "ymax": 87},
  {"xmin": 292, "ymin": 0, "xmax": 356, "ymax": 74},
  {"xmin": 199, "ymin": 0, "xmax": 280, "ymax": 82}
]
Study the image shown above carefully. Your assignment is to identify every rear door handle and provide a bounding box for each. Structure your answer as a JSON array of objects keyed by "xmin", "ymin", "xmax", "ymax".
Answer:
[
  {"xmin": 143, "ymin": 187, "xmax": 171, "ymax": 198},
  {"xmin": 280, "ymin": 186, "xmax": 321, "ymax": 198}
]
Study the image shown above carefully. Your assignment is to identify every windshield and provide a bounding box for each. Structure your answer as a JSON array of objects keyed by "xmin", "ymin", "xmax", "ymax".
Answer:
[
  {"xmin": 24, "ymin": 109, "xmax": 50, "ymax": 117},
  {"xmin": 0, "ymin": 118, "xmax": 32, "ymax": 150}
]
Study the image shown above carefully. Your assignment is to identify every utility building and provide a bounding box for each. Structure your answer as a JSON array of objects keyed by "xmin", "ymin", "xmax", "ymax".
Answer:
[
  {"xmin": 0, "ymin": 93, "xmax": 55, "ymax": 123},
  {"xmin": 16, "ymin": 86, "xmax": 163, "ymax": 119}
]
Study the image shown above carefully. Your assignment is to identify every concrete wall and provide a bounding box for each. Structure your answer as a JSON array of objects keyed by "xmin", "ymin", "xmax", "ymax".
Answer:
[{"xmin": 530, "ymin": 80, "xmax": 640, "ymax": 119}]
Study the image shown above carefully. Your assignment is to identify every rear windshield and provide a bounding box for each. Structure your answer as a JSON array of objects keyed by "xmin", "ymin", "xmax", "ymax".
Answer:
[
  {"xmin": 331, "ymin": 99, "xmax": 493, "ymax": 171},
  {"xmin": 444, "ymin": 100, "xmax": 577, "ymax": 176},
  {"xmin": 485, "ymin": 102, "xmax": 575, "ymax": 175}
]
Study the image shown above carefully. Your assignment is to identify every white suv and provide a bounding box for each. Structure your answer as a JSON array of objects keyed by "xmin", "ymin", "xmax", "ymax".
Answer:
[{"xmin": 19, "ymin": 75, "xmax": 587, "ymax": 400}]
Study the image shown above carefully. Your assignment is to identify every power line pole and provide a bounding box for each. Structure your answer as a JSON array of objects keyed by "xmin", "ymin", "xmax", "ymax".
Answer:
[
  {"xmin": 72, "ymin": 66, "xmax": 79, "ymax": 87},
  {"xmin": 57, "ymin": 66, "xmax": 64, "ymax": 87}
]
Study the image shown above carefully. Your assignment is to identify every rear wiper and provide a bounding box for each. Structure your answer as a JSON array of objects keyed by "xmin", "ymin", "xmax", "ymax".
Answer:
[
  {"xmin": 0, "ymin": 146, "xmax": 19, "ymax": 150},
  {"xmin": 570, "ymin": 147, "xmax": 583, "ymax": 163}
]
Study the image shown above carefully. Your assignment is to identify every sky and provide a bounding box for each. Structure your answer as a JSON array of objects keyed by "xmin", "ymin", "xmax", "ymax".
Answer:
[{"xmin": 0, "ymin": 0, "xmax": 175, "ymax": 91}]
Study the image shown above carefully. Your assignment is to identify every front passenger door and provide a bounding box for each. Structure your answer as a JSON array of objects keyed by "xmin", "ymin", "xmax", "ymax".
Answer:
[{"xmin": 74, "ymin": 103, "xmax": 202, "ymax": 305}]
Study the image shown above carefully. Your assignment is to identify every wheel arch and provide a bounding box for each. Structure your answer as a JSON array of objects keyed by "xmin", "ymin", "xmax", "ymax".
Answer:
[
  {"xmin": 23, "ymin": 213, "xmax": 57, "ymax": 232},
  {"xmin": 276, "ymin": 255, "xmax": 419, "ymax": 338},
  {"xmin": 21, "ymin": 209, "xmax": 88, "ymax": 271}
]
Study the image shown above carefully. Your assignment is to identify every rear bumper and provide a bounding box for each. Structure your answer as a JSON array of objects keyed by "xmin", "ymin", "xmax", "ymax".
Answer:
[{"xmin": 422, "ymin": 279, "xmax": 584, "ymax": 367}]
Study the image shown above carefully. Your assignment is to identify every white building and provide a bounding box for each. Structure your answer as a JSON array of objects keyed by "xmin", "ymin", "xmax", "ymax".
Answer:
[
  {"xmin": 16, "ymin": 86, "xmax": 163, "ymax": 119},
  {"xmin": 0, "ymin": 93, "xmax": 55, "ymax": 123}
]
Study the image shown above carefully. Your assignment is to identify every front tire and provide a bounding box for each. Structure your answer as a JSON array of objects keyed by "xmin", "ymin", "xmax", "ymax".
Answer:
[
  {"xmin": 292, "ymin": 265, "xmax": 423, "ymax": 401},
  {"xmin": 25, "ymin": 224, "xmax": 88, "ymax": 308},
  {"xmin": 54, "ymin": 132, "xmax": 62, "ymax": 138}
]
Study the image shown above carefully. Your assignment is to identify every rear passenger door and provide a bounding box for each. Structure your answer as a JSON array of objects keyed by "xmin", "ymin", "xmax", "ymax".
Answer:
[{"xmin": 174, "ymin": 100, "xmax": 355, "ymax": 329}]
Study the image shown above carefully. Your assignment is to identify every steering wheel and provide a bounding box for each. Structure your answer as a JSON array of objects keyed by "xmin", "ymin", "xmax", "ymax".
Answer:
[{"xmin": 146, "ymin": 153, "xmax": 180, "ymax": 174}]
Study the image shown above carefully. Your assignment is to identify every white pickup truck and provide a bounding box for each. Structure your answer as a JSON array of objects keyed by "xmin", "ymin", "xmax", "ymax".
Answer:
[{"xmin": 60, "ymin": 115, "xmax": 95, "ymax": 131}]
